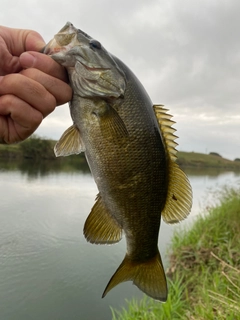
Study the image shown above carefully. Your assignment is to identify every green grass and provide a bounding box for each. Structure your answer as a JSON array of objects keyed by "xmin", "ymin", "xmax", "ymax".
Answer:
[
  {"xmin": 111, "ymin": 187, "xmax": 240, "ymax": 319},
  {"xmin": 177, "ymin": 151, "xmax": 240, "ymax": 169},
  {"xmin": 111, "ymin": 276, "xmax": 187, "ymax": 320}
]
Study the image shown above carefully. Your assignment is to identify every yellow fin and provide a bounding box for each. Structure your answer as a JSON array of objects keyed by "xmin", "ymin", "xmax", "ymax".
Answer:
[
  {"xmin": 153, "ymin": 105, "xmax": 192, "ymax": 223},
  {"xmin": 162, "ymin": 162, "xmax": 192, "ymax": 223},
  {"xmin": 83, "ymin": 194, "xmax": 122, "ymax": 244},
  {"xmin": 153, "ymin": 105, "xmax": 178, "ymax": 162},
  {"xmin": 54, "ymin": 125, "xmax": 85, "ymax": 157},
  {"xmin": 102, "ymin": 250, "xmax": 167, "ymax": 301}
]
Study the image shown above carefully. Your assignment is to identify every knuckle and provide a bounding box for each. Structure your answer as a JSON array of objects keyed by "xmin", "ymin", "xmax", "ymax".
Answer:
[
  {"xmin": 30, "ymin": 111, "xmax": 43, "ymax": 128},
  {"xmin": 0, "ymin": 74, "xmax": 13, "ymax": 88},
  {"xmin": 0, "ymin": 74, "xmax": 27, "ymax": 95},
  {"xmin": 56, "ymin": 83, "xmax": 72, "ymax": 106},
  {"xmin": 20, "ymin": 68, "xmax": 34, "ymax": 78},
  {"xmin": 43, "ymin": 93, "xmax": 56, "ymax": 116},
  {"xmin": 0, "ymin": 93, "xmax": 14, "ymax": 108}
]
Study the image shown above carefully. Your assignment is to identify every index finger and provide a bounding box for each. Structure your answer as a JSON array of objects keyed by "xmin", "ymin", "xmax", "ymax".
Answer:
[
  {"xmin": 0, "ymin": 73, "xmax": 56, "ymax": 118},
  {"xmin": 0, "ymin": 26, "xmax": 45, "ymax": 56},
  {"xmin": 20, "ymin": 51, "xmax": 69, "ymax": 82}
]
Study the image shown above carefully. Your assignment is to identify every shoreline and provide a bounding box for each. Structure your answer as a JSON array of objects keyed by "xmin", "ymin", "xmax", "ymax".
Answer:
[
  {"xmin": 112, "ymin": 187, "xmax": 240, "ymax": 319},
  {"xmin": 1, "ymin": 139, "xmax": 240, "ymax": 170},
  {"xmin": 177, "ymin": 151, "xmax": 240, "ymax": 170}
]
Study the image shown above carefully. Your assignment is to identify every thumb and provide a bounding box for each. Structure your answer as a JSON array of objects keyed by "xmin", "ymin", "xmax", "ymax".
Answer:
[{"xmin": 24, "ymin": 30, "xmax": 46, "ymax": 52}]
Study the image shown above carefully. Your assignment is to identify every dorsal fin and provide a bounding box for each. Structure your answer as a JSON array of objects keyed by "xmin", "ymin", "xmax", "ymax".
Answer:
[
  {"xmin": 153, "ymin": 105, "xmax": 178, "ymax": 162},
  {"xmin": 153, "ymin": 105, "xmax": 192, "ymax": 224}
]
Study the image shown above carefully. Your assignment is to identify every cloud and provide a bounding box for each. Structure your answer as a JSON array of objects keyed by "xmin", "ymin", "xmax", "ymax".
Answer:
[{"xmin": 2, "ymin": 0, "xmax": 240, "ymax": 159}]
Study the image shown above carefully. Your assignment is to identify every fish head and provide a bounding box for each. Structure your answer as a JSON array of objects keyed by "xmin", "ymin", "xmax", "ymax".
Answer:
[{"xmin": 43, "ymin": 22, "xmax": 126, "ymax": 99}]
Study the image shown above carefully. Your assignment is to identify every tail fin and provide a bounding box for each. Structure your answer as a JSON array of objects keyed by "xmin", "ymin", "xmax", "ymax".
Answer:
[{"xmin": 102, "ymin": 250, "xmax": 168, "ymax": 301}]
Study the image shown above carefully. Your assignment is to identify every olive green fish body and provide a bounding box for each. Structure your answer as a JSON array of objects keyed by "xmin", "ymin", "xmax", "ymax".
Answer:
[
  {"xmin": 44, "ymin": 22, "xmax": 192, "ymax": 301},
  {"xmin": 72, "ymin": 60, "xmax": 167, "ymax": 258}
]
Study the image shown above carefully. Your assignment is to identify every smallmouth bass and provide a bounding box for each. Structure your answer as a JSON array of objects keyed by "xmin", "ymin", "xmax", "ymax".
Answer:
[{"xmin": 44, "ymin": 22, "xmax": 192, "ymax": 301}]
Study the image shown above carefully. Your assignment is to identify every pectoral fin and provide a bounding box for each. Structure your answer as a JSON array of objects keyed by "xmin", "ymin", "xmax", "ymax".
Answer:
[
  {"xmin": 54, "ymin": 125, "xmax": 85, "ymax": 157},
  {"xmin": 84, "ymin": 194, "xmax": 122, "ymax": 244},
  {"xmin": 93, "ymin": 101, "xmax": 128, "ymax": 141}
]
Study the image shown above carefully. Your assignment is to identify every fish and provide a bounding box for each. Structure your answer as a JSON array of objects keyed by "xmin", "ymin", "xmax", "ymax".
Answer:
[{"xmin": 43, "ymin": 22, "xmax": 192, "ymax": 301}]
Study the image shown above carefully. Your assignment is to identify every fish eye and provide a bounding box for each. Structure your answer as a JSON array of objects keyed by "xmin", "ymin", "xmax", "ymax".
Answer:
[{"xmin": 90, "ymin": 39, "xmax": 102, "ymax": 50}]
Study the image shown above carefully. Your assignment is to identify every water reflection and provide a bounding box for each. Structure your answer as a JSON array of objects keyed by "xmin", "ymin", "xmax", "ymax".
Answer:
[
  {"xmin": 2, "ymin": 157, "xmax": 240, "ymax": 179},
  {"xmin": 0, "ymin": 156, "xmax": 90, "ymax": 178},
  {"xmin": 183, "ymin": 165, "xmax": 240, "ymax": 178}
]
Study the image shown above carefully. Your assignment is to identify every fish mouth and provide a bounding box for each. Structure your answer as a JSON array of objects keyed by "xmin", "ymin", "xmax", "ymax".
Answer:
[
  {"xmin": 42, "ymin": 37, "xmax": 73, "ymax": 56},
  {"xmin": 42, "ymin": 45, "xmax": 63, "ymax": 55},
  {"xmin": 43, "ymin": 22, "xmax": 126, "ymax": 98},
  {"xmin": 43, "ymin": 22, "xmax": 78, "ymax": 55},
  {"xmin": 42, "ymin": 39, "xmax": 110, "ymax": 75}
]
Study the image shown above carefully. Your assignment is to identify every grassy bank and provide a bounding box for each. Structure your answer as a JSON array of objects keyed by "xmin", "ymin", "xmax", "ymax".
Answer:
[
  {"xmin": 177, "ymin": 151, "xmax": 240, "ymax": 170},
  {"xmin": 0, "ymin": 136, "xmax": 89, "ymax": 174},
  {"xmin": 0, "ymin": 135, "xmax": 87, "ymax": 162},
  {"xmin": 0, "ymin": 136, "xmax": 55, "ymax": 159},
  {"xmin": 111, "ymin": 187, "xmax": 240, "ymax": 319},
  {"xmin": 1, "ymin": 138, "xmax": 240, "ymax": 170}
]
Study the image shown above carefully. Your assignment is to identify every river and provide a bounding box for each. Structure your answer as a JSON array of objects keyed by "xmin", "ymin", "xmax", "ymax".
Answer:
[{"xmin": 0, "ymin": 160, "xmax": 239, "ymax": 320}]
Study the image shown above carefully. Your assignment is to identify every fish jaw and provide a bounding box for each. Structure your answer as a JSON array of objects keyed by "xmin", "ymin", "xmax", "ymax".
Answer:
[
  {"xmin": 43, "ymin": 22, "xmax": 78, "ymax": 56},
  {"xmin": 43, "ymin": 22, "xmax": 126, "ymax": 99}
]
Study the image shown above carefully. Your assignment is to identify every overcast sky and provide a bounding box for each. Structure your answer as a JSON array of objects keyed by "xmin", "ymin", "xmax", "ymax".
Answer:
[{"xmin": 1, "ymin": 0, "xmax": 240, "ymax": 159}]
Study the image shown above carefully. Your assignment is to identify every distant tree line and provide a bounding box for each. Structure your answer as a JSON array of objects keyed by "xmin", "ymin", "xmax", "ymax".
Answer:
[
  {"xmin": 209, "ymin": 152, "xmax": 240, "ymax": 162},
  {"xmin": 209, "ymin": 152, "xmax": 222, "ymax": 157},
  {"xmin": 19, "ymin": 135, "xmax": 55, "ymax": 160}
]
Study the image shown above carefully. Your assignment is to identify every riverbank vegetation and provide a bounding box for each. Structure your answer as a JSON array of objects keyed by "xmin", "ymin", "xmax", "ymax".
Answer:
[
  {"xmin": 0, "ymin": 135, "xmax": 55, "ymax": 160},
  {"xmin": 177, "ymin": 151, "xmax": 240, "ymax": 170},
  {"xmin": 1, "ymin": 137, "xmax": 240, "ymax": 170},
  {"xmin": 0, "ymin": 135, "xmax": 89, "ymax": 175},
  {"xmin": 111, "ymin": 187, "xmax": 240, "ymax": 319}
]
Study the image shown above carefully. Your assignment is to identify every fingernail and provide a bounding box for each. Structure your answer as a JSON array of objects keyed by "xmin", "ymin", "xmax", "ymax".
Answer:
[
  {"xmin": 0, "ymin": 76, "xmax": 3, "ymax": 83},
  {"xmin": 20, "ymin": 52, "xmax": 36, "ymax": 68}
]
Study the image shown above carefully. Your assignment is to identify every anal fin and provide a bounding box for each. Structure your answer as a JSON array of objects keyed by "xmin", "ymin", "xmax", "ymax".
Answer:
[{"xmin": 84, "ymin": 194, "xmax": 122, "ymax": 244}]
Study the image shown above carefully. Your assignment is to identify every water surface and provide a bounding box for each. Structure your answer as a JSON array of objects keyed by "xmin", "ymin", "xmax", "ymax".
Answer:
[{"xmin": 0, "ymin": 160, "xmax": 239, "ymax": 320}]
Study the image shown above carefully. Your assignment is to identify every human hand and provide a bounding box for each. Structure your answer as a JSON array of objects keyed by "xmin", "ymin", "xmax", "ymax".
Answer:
[{"xmin": 0, "ymin": 26, "xmax": 72, "ymax": 144}]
